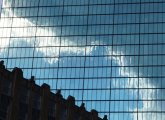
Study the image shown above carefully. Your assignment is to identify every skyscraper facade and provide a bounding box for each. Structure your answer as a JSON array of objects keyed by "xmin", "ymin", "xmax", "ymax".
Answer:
[{"xmin": 0, "ymin": 0, "xmax": 165, "ymax": 120}]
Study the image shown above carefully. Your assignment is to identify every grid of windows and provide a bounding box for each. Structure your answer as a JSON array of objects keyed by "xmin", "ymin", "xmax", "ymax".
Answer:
[{"xmin": 0, "ymin": 0, "xmax": 165, "ymax": 120}]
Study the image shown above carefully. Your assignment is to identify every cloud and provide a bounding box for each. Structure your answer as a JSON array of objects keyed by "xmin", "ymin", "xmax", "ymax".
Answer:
[
  {"xmin": 1, "ymin": 1, "xmax": 165, "ymax": 119},
  {"xmin": 107, "ymin": 45, "xmax": 165, "ymax": 119},
  {"xmin": 107, "ymin": 47, "xmax": 165, "ymax": 120},
  {"xmin": 0, "ymin": 3, "xmax": 94, "ymax": 64}
]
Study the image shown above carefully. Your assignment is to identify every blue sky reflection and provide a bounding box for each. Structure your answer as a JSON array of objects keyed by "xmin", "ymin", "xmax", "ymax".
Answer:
[{"xmin": 0, "ymin": 0, "xmax": 165, "ymax": 119}]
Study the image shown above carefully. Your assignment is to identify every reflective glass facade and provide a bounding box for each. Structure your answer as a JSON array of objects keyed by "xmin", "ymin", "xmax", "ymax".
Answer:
[{"xmin": 0, "ymin": 0, "xmax": 165, "ymax": 120}]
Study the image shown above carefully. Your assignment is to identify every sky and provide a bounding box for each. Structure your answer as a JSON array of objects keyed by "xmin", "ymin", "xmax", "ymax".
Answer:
[
  {"xmin": 0, "ymin": 0, "xmax": 2, "ymax": 14},
  {"xmin": 0, "ymin": 0, "xmax": 165, "ymax": 120}
]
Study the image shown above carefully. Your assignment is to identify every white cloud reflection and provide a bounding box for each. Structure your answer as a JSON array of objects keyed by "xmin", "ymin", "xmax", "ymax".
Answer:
[
  {"xmin": 1, "ymin": 1, "xmax": 164, "ymax": 120},
  {"xmin": 0, "ymin": 4, "xmax": 94, "ymax": 64}
]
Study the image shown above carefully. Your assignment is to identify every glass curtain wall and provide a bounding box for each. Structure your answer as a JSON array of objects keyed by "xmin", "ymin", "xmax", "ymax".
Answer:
[{"xmin": 0, "ymin": 0, "xmax": 165, "ymax": 119}]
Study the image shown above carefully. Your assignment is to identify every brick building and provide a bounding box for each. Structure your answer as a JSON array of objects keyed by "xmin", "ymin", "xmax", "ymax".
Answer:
[{"xmin": 0, "ymin": 60, "xmax": 107, "ymax": 120}]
